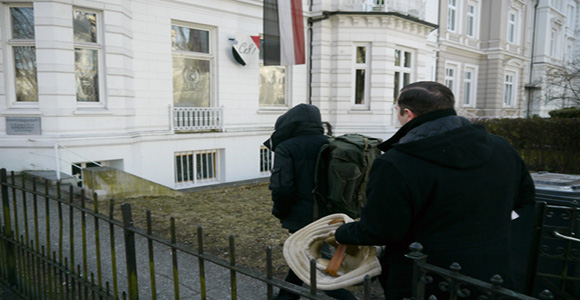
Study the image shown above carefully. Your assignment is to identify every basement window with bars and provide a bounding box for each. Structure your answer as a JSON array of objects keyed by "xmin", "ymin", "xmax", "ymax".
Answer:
[
  {"xmin": 260, "ymin": 146, "xmax": 273, "ymax": 174},
  {"xmin": 175, "ymin": 150, "xmax": 219, "ymax": 186}
]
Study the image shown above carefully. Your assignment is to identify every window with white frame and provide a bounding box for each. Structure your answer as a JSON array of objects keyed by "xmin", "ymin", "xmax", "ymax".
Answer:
[
  {"xmin": 507, "ymin": 10, "xmax": 518, "ymax": 44},
  {"xmin": 7, "ymin": 5, "xmax": 38, "ymax": 102},
  {"xmin": 393, "ymin": 49, "xmax": 412, "ymax": 101},
  {"xmin": 566, "ymin": 39, "xmax": 573, "ymax": 63},
  {"xmin": 463, "ymin": 67, "xmax": 476, "ymax": 106},
  {"xmin": 260, "ymin": 146, "xmax": 273, "ymax": 173},
  {"xmin": 550, "ymin": 28, "xmax": 561, "ymax": 58},
  {"xmin": 503, "ymin": 72, "xmax": 515, "ymax": 107},
  {"xmin": 259, "ymin": 37, "xmax": 287, "ymax": 107},
  {"xmin": 550, "ymin": 29, "xmax": 555, "ymax": 56},
  {"xmin": 354, "ymin": 45, "xmax": 369, "ymax": 107},
  {"xmin": 466, "ymin": 3, "xmax": 477, "ymax": 38},
  {"xmin": 448, "ymin": 0, "xmax": 457, "ymax": 32},
  {"xmin": 172, "ymin": 23, "xmax": 213, "ymax": 107},
  {"xmin": 445, "ymin": 65, "xmax": 457, "ymax": 95},
  {"xmin": 74, "ymin": 9, "xmax": 102, "ymax": 102},
  {"xmin": 175, "ymin": 149, "xmax": 219, "ymax": 185},
  {"xmin": 568, "ymin": 4, "xmax": 575, "ymax": 28}
]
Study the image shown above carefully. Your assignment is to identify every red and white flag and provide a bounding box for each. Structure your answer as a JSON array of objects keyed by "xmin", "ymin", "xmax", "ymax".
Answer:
[{"xmin": 263, "ymin": 0, "xmax": 305, "ymax": 66}]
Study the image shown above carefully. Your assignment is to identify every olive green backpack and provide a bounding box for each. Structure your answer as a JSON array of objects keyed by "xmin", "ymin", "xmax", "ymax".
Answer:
[{"xmin": 313, "ymin": 133, "xmax": 382, "ymax": 219}]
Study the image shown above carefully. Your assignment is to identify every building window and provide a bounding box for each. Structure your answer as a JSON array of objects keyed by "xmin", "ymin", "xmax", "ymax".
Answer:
[
  {"xmin": 550, "ymin": 29, "xmax": 558, "ymax": 57},
  {"xmin": 259, "ymin": 65, "xmax": 286, "ymax": 106},
  {"xmin": 172, "ymin": 23, "xmax": 213, "ymax": 107},
  {"xmin": 445, "ymin": 65, "xmax": 457, "ymax": 94},
  {"xmin": 74, "ymin": 9, "xmax": 102, "ymax": 102},
  {"xmin": 175, "ymin": 150, "xmax": 219, "ymax": 186},
  {"xmin": 448, "ymin": 0, "xmax": 457, "ymax": 32},
  {"xmin": 8, "ymin": 5, "xmax": 38, "ymax": 102},
  {"xmin": 507, "ymin": 11, "xmax": 517, "ymax": 44},
  {"xmin": 260, "ymin": 146, "xmax": 273, "ymax": 173},
  {"xmin": 259, "ymin": 36, "xmax": 287, "ymax": 107},
  {"xmin": 466, "ymin": 4, "xmax": 476, "ymax": 38},
  {"xmin": 393, "ymin": 49, "xmax": 412, "ymax": 101},
  {"xmin": 503, "ymin": 73, "xmax": 514, "ymax": 107},
  {"xmin": 463, "ymin": 67, "xmax": 476, "ymax": 106},
  {"xmin": 71, "ymin": 161, "xmax": 102, "ymax": 187},
  {"xmin": 354, "ymin": 45, "xmax": 369, "ymax": 106},
  {"xmin": 567, "ymin": 5, "xmax": 575, "ymax": 28}
]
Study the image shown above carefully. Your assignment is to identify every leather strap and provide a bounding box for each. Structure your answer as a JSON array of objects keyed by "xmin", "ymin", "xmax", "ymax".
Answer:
[
  {"xmin": 324, "ymin": 218, "xmax": 347, "ymax": 276},
  {"xmin": 324, "ymin": 244, "xmax": 347, "ymax": 277}
]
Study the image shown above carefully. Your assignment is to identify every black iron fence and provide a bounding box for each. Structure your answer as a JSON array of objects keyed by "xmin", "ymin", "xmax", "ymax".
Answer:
[
  {"xmin": 405, "ymin": 242, "xmax": 553, "ymax": 300},
  {"xmin": 0, "ymin": 168, "xmax": 349, "ymax": 299},
  {"xmin": 0, "ymin": 168, "xmax": 569, "ymax": 299},
  {"xmin": 525, "ymin": 201, "xmax": 580, "ymax": 299}
]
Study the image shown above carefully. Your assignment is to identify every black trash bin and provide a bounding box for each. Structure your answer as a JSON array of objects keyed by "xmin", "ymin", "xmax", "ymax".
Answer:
[{"xmin": 513, "ymin": 172, "xmax": 580, "ymax": 299}]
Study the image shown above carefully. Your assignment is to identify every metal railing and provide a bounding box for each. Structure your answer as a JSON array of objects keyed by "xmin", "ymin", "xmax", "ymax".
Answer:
[
  {"xmin": 525, "ymin": 201, "xmax": 580, "ymax": 299},
  {"xmin": 405, "ymin": 242, "xmax": 554, "ymax": 300},
  {"xmin": 0, "ymin": 168, "xmax": 366, "ymax": 299},
  {"xmin": 1, "ymin": 168, "xmax": 567, "ymax": 299},
  {"xmin": 172, "ymin": 106, "xmax": 224, "ymax": 132}
]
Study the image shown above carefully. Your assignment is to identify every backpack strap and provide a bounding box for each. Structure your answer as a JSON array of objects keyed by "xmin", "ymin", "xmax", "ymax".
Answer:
[{"xmin": 312, "ymin": 141, "xmax": 332, "ymax": 220}]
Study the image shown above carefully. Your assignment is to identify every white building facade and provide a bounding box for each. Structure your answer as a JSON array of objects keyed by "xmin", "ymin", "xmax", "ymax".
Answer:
[
  {"xmin": 527, "ymin": 0, "xmax": 580, "ymax": 117},
  {"xmin": 0, "ymin": 0, "xmax": 577, "ymax": 190},
  {"xmin": 0, "ymin": 0, "xmax": 438, "ymax": 189}
]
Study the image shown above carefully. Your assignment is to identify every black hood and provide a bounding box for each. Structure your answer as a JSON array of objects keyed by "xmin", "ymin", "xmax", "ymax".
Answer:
[
  {"xmin": 263, "ymin": 104, "xmax": 324, "ymax": 152},
  {"xmin": 380, "ymin": 109, "xmax": 493, "ymax": 169}
]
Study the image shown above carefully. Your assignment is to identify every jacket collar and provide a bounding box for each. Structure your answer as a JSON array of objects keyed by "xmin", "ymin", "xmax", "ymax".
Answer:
[{"xmin": 378, "ymin": 108, "xmax": 457, "ymax": 152}]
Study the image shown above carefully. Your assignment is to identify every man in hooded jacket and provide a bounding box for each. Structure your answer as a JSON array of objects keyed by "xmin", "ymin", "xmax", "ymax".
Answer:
[
  {"xmin": 265, "ymin": 104, "xmax": 355, "ymax": 300},
  {"xmin": 335, "ymin": 81, "xmax": 536, "ymax": 299}
]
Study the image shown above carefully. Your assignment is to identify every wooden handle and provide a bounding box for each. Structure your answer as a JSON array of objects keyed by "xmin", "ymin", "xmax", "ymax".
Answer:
[
  {"xmin": 328, "ymin": 218, "xmax": 345, "ymax": 225},
  {"xmin": 324, "ymin": 244, "xmax": 347, "ymax": 277}
]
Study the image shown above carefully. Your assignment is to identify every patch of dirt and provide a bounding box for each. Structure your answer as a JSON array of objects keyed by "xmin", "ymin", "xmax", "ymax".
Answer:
[
  {"xmin": 116, "ymin": 182, "xmax": 289, "ymax": 278},
  {"xmin": 115, "ymin": 182, "xmax": 384, "ymax": 299}
]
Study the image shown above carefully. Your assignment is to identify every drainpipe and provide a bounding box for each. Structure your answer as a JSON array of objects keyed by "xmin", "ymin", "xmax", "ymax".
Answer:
[
  {"xmin": 308, "ymin": 8, "xmax": 330, "ymax": 105},
  {"xmin": 525, "ymin": 0, "xmax": 540, "ymax": 118},
  {"xmin": 435, "ymin": 0, "xmax": 442, "ymax": 82}
]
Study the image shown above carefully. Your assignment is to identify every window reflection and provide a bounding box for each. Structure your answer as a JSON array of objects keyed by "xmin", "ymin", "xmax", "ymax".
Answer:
[
  {"xmin": 11, "ymin": 7, "xmax": 35, "ymax": 39},
  {"xmin": 172, "ymin": 25, "xmax": 209, "ymax": 53},
  {"xmin": 259, "ymin": 65, "xmax": 286, "ymax": 106},
  {"xmin": 75, "ymin": 48, "xmax": 100, "ymax": 102},
  {"xmin": 356, "ymin": 46, "xmax": 366, "ymax": 64},
  {"xmin": 14, "ymin": 46, "xmax": 38, "ymax": 102},
  {"xmin": 355, "ymin": 69, "xmax": 366, "ymax": 104},
  {"xmin": 74, "ymin": 11, "xmax": 97, "ymax": 43},
  {"xmin": 173, "ymin": 57, "xmax": 210, "ymax": 107},
  {"xmin": 74, "ymin": 9, "xmax": 100, "ymax": 102},
  {"xmin": 11, "ymin": 7, "xmax": 38, "ymax": 102}
]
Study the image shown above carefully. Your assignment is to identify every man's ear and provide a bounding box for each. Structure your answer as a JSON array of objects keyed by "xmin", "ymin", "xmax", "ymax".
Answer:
[{"xmin": 404, "ymin": 108, "xmax": 416, "ymax": 121}]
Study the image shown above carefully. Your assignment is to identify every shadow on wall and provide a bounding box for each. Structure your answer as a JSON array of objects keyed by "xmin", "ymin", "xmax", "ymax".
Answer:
[{"xmin": 83, "ymin": 166, "xmax": 183, "ymax": 199}]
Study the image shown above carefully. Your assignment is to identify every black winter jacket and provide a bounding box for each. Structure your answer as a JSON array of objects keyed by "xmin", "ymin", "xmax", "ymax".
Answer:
[
  {"xmin": 264, "ymin": 104, "xmax": 328, "ymax": 233},
  {"xmin": 335, "ymin": 110, "xmax": 535, "ymax": 299}
]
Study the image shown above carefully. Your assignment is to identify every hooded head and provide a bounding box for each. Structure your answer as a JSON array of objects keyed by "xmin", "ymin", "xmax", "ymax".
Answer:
[{"xmin": 264, "ymin": 104, "xmax": 324, "ymax": 152}]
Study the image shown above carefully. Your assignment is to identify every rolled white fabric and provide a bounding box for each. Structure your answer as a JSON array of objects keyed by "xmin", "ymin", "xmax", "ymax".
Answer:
[{"xmin": 283, "ymin": 213, "xmax": 382, "ymax": 290}]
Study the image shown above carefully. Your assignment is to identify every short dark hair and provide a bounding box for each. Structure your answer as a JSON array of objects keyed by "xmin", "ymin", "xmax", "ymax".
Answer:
[{"xmin": 397, "ymin": 81, "xmax": 455, "ymax": 117}]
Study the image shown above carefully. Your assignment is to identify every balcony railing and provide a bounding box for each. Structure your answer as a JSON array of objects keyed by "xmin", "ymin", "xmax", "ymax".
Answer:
[
  {"xmin": 337, "ymin": 0, "xmax": 425, "ymax": 20},
  {"xmin": 172, "ymin": 106, "xmax": 224, "ymax": 132}
]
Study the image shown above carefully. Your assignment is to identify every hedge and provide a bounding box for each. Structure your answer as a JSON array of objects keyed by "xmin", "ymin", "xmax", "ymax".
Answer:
[
  {"xmin": 472, "ymin": 117, "xmax": 580, "ymax": 174},
  {"xmin": 548, "ymin": 107, "xmax": 580, "ymax": 118}
]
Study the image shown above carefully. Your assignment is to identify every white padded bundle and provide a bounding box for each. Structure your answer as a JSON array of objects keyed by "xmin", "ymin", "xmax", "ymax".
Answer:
[{"xmin": 283, "ymin": 213, "xmax": 382, "ymax": 290}]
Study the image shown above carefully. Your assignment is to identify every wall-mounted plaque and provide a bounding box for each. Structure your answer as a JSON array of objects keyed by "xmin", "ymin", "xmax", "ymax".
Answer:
[{"xmin": 6, "ymin": 117, "xmax": 41, "ymax": 135}]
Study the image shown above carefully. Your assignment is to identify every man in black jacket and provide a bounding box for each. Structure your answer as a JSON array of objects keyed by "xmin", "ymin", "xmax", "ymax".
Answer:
[
  {"xmin": 335, "ymin": 81, "xmax": 536, "ymax": 299},
  {"xmin": 265, "ymin": 103, "xmax": 354, "ymax": 300}
]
